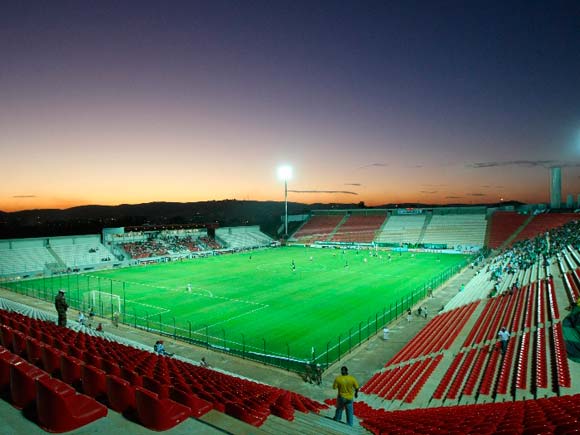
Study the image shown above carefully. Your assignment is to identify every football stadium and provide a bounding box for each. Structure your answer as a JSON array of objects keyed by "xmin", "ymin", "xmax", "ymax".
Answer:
[
  {"xmin": 3, "ymin": 2, "xmax": 580, "ymax": 434},
  {"xmin": 1, "ymin": 204, "xmax": 579, "ymax": 434}
]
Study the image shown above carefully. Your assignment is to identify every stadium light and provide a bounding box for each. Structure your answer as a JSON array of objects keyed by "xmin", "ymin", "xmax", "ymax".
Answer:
[{"xmin": 277, "ymin": 165, "xmax": 293, "ymax": 238}]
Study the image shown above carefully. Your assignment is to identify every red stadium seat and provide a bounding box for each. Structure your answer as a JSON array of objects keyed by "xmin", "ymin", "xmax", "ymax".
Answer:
[
  {"xmin": 135, "ymin": 386, "xmax": 191, "ymax": 431},
  {"xmin": 9, "ymin": 360, "xmax": 48, "ymax": 409},
  {"xmin": 120, "ymin": 366, "xmax": 143, "ymax": 387},
  {"xmin": 25, "ymin": 336, "xmax": 43, "ymax": 366},
  {"xmin": 0, "ymin": 325, "xmax": 14, "ymax": 350},
  {"xmin": 81, "ymin": 364, "xmax": 107, "ymax": 399},
  {"xmin": 0, "ymin": 348, "xmax": 22, "ymax": 392},
  {"xmin": 84, "ymin": 353, "xmax": 103, "ymax": 369},
  {"xmin": 60, "ymin": 354, "xmax": 84, "ymax": 388},
  {"xmin": 101, "ymin": 359, "xmax": 121, "ymax": 377},
  {"xmin": 11, "ymin": 330, "xmax": 27, "ymax": 356},
  {"xmin": 169, "ymin": 386, "xmax": 213, "ymax": 418},
  {"xmin": 225, "ymin": 401, "xmax": 269, "ymax": 427},
  {"xmin": 106, "ymin": 374, "xmax": 136, "ymax": 413},
  {"xmin": 36, "ymin": 376, "xmax": 107, "ymax": 433},
  {"xmin": 142, "ymin": 375, "xmax": 169, "ymax": 399},
  {"xmin": 40, "ymin": 345, "xmax": 63, "ymax": 376}
]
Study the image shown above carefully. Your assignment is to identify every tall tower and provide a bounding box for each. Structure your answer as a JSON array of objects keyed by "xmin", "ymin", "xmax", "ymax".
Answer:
[{"xmin": 550, "ymin": 167, "xmax": 561, "ymax": 209}]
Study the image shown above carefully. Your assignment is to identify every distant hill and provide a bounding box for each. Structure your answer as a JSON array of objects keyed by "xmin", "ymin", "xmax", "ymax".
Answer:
[
  {"xmin": 0, "ymin": 200, "xmax": 343, "ymax": 239},
  {"xmin": 0, "ymin": 199, "xmax": 523, "ymax": 240}
]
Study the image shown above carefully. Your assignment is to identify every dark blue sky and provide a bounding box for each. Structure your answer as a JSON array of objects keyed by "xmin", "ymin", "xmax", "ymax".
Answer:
[{"xmin": 1, "ymin": 1, "xmax": 579, "ymax": 210}]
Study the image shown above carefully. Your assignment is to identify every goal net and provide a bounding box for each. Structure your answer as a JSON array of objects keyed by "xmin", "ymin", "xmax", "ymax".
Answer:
[{"xmin": 82, "ymin": 290, "xmax": 122, "ymax": 317}]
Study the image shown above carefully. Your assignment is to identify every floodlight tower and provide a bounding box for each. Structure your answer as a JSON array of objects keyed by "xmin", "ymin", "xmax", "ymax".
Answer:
[{"xmin": 277, "ymin": 165, "xmax": 293, "ymax": 238}]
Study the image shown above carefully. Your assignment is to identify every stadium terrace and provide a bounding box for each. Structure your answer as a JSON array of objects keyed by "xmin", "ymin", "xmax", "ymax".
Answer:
[{"xmin": 0, "ymin": 205, "xmax": 579, "ymax": 434}]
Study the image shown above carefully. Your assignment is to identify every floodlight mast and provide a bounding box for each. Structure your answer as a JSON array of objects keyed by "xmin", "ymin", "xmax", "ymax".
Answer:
[
  {"xmin": 278, "ymin": 166, "xmax": 292, "ymax": 239},
  {"xmin": 284, "ymin": 178, "xmax": 288, "ymax": 237}
]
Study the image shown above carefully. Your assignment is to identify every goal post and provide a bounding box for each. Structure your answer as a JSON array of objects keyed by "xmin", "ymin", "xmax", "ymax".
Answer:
[{"xmin": 82, "ymin": 290, "xmax": 122, "ymax": 317}]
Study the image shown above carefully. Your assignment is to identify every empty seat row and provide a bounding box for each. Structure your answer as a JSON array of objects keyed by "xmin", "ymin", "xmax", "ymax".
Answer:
[
  {"xmin": 386, "ymin": 302, "xmax": 478, "ymax": 366},
  {"xmin": 0, "ymin": 346, "xmax": 108, "ymax": 432},
  {"xmin": 355, "ymin": 394, "xmax": 580, "ymax": 435},
  {"xmin": 0, "ymin": 308, "xmax": 326, "ymax": 429}
]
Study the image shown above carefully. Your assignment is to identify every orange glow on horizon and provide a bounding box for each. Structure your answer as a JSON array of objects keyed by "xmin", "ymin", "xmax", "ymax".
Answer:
[{"xmin": 0, "ymin": 188, "xmax": 552, "ymax": 213}]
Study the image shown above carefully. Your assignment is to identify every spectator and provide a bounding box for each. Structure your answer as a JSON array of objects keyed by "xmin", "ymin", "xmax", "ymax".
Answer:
[
  {"xmin": 96, "ymin": 323, "xmax": 103, "ymax": 332},
  {"xmin": 304, "ymin": 363, "xmax": 313, "ymax": 384},
  {"xmin": 333, "ymin": 366, "xmax": 359, "ymax": 427},
  {"xmin": 154, "ymin": 340, "xmax": 173, "ymax": 356},
  {"xmin": 55, "ymin": 289, "xmax": 68, "ymax": 327},
  {"xmin": 383, "ymin": 326, "xmax": 390, "ymax": 340},
  {"xmin": 314, "ymin": 364, "xmax": 322, "ymax": 385},
  {"xmin": 498, "ymin": 327, "xmax": 510, "ymax": 355},
  {"xmin": 88, "ymin": 307, "xmax": 95, "ymax": 327},
  {"xmin": 78, "ymin": 311, "xmax": 85, "ymax": 326},
  {"xmin": 200, "ymin": 357, "xmax": 210, "ymax": 368},
  {"xmin": 406, "ymin": 308, "xmax": 412, "ymax": 322}
]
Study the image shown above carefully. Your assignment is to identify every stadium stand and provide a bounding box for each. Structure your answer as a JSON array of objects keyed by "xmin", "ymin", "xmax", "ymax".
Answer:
[
  {"xmin": 330, "ymin": 214, "xmax": 387, "ymax": 243},
  {"xmin": 107, "ymin": 228, "xmax": 211, "ymax": 260},
  {"xmin": 291, "ymin": 214, "xmax": 344, "ymax": 244},
  {"xmin": 215, "ymin": 226, "xmax": 273, "ymax": 249},
  {"xmin": 487, "ymin": 211, "xmax": 530, "ymax": 249},
  {"xmin": 374, "ymin": 214, "xmax": 426, "ymax": 245},
  {"xmin": 353, "ymin": 394, "xmax": 580, "ymax": 435},
  {"xmin": 0, "ymin": 236, "xmax": 116, "ymax": 277},
  {"xmin": 49, "ymin": 235, "xmax": 115, "ymax": 267},
  {"xmin": 0, "ymin": 301, "xmax": 327, "ymax": 432},
  {"xmin": 511, "ymin": 212, "xmax": 579, "ymax": 245},
  {"xmin": 420, "ymin": 214, "xmax": 486, "ymax": 250},
  {"xmin": 198, "ymin": 236, "xmax": 222, "ymax": 250},
  {"xmin": 1, "ymin": 210, "xmax": 579, "ymax": 433},
  {"xmin": 122, "ymin": 240, "xmax": 168, "ymax": 259},
  {"xmin": 0, "ymin": 239, "xmax": 57, "ymax": 277},
  {"xmin": 352, "ymin": 215, "xmax": 579, "ymax": 417}
]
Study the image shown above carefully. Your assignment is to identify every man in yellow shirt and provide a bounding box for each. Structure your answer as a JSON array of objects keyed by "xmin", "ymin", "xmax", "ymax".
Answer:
[{"xmin": 333, "ymin": 366, "xmax": 359, "ymax": 426}]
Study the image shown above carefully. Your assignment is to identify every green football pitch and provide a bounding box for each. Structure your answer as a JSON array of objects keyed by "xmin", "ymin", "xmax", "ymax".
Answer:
[{"xmin": 8, "ymin": 247, "xmax": 469, "ymax": 368}]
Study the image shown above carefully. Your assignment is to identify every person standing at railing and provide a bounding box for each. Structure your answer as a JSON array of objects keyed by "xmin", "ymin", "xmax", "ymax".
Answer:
[
  {"xmin": 88, "ymin": 307, "xmax": 95, "ymax": 327},
  {"xmin": 54, "ymin": 289, "xmax": 68, "ymax": 327},
  {"xmin": 314, "ymin": 364, "xmax": 322, "ymax": 385}
]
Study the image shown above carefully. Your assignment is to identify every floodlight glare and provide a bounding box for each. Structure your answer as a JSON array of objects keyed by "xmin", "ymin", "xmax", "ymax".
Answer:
[{"xmin": 278, "ymin": 165, "xmax": 293, "ymax": 181}]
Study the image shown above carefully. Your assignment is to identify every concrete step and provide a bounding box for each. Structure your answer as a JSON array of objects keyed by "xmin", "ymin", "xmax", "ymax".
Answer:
[{"xmin": 200, "ymin": 410, "xmax": 271, "ymax": 435}]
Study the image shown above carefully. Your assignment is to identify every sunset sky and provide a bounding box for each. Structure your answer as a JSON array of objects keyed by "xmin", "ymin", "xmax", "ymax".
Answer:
[{"xmin": 1, "ymin": 1, "xmax": 580, "ymax": 212}]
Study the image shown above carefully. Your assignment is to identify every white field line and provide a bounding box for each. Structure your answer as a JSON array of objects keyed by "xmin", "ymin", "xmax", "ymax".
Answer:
[
  {"xmin": 193, "ymin": 304, "xmax": 270, "ymax": 333},
  {"xmin": 109, "ymin": 278, "xmax": 268, "ymax": 322},
  {"xmin": 129, "ymin": 301, "xmax": 171, "ymax": 316}
]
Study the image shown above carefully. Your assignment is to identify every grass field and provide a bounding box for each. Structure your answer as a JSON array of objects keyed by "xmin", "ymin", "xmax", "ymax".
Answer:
[{"xmin": 7, "ymin": 247, "xmax": 469, "ymax": 368}]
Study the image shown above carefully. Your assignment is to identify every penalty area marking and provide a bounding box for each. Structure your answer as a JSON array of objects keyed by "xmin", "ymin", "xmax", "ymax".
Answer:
[
  {"xmin": 131, "ymin": 283, "xmax": 266, "ymax": 309},
  {"xmin": 128, "ymin": 301, "xmax": 171, "ymax": 317},
  {"xmin": 94, "ymin": 277, "xmax": 269, "ymax": 319}
]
